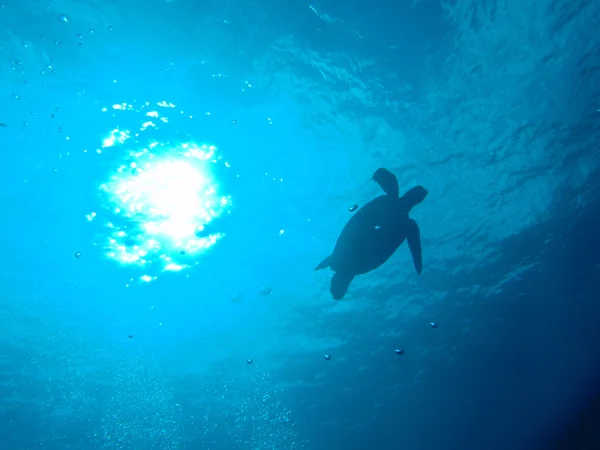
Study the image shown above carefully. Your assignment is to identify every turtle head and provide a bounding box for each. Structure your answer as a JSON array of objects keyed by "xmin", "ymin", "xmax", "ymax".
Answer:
[{"xmin": 400, "ymin": 185, "xmax": 428, "ymax": 212}]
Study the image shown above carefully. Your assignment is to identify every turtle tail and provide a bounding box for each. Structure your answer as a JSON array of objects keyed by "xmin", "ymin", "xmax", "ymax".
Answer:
[
  {"xmin": 330, "ymin": 272, "xmax": 355, "ymax": 300},
  {"xmin": 315, "ymin": 255, "xmax": 333, "ymax": 271}
]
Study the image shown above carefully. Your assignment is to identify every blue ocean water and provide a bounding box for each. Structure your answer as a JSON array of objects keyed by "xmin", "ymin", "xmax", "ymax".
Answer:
[{"xmin": 1, "ymin": 0, "xmax": 599, "ymax": 449}]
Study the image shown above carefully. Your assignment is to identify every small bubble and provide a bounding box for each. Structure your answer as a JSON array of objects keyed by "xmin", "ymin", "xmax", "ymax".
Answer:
[
  {"xmin": 89, "ymin": 29, "xmax": 95, "ymax": 34},
  {"xmin": 324, "ymin": 354, "xmax": 331, "ymax": 361},
  {"xmin": 232, "ymin": 119, "xmax": 236, "ymax": 124},
  {"xmin": 395, "ymin": 348, "xmax": 405, "ymax": 355},
  {"xmin": 180, "ymin": 250, "xmax": 185, "ymax": 255},
  {"xmin": 430, "ymin": 322, "xmax": 438, "ymax": 328},
  {"xmin": 246, "ymin": 359, "xmax": 253, "ymax": 365},
  {"xmin": 128, "ymin": 334, "xmax": 134, "ymax": 339},
  {"xmin": 77, "ymin": 33, "xmax": 83, "ymax": 39},
  {"xmin": 348, "ymin": 204, "xmax": 358, "ymax": 212},
  {"xmin": 78, "ymin": 43, "xmax": 84, "ymax": 48},
  {"xmin": 59, "ymin": 14, "xmax": 68, "ymax": 23},
  {"xmin": 55, "ymin": 41, "xmax": 63, "ymax": 47},
  {"xmin": 108, "ymin": 25, "xmax": 113, "ymax": 31},
  {"xmin": 57, "ymin": 127, "xmax": 63, "ymax": 132},
  {"xmin": 74, "ymin": 252, "xmax": 82, "ymax": 259},
  {"xmin": 259, "ymin": 286, "xmax": 272, "ymax": 296},
  {"xmin": 55, "ymin": 107, "xmax": 60, "ymax": 112}
]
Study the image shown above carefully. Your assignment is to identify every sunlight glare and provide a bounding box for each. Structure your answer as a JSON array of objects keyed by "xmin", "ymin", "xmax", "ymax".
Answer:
[{"xmin": 91, "ymin": 101, "xmax": 233, "ymax": 279}]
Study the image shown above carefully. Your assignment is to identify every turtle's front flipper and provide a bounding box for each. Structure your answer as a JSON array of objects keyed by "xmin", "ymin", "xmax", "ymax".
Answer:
[
  {"xmin": 330, "ymin": 271, "xmax": 355, "ymax": 300},
  {"xmin": 406, "ymin": 219, "xmax": 423, "ymax": 274},
  {"xmin": 373, "ymin": 168, "xmax": 399, "ymax": 197},
  {"xmin": 315, "ymin": 255, "xmax": 333, "ymax": 270}
]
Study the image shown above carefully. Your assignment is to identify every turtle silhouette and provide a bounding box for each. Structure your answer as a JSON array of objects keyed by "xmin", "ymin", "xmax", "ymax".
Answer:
[{"xmin": 315, "ymin": 168, "xmax": 428, "ymax": 300}]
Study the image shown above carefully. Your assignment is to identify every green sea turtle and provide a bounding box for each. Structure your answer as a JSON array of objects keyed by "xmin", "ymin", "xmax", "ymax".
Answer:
[{"xmin": 315, "ymin": 168, "xmax": 428, "ymax": 300}]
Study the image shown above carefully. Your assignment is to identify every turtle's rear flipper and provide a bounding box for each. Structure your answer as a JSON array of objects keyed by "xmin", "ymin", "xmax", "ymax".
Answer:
[
  {"xmin": 331, "ymin": 272, "xmax": 354, "ymax": 300},
  {"xmin": 406, "ymin": 219, "xmax": 423, "ymax": 274},
  {"xmin": 315, "ymin": 255, "xmax": 333, "ymax": 271}
]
